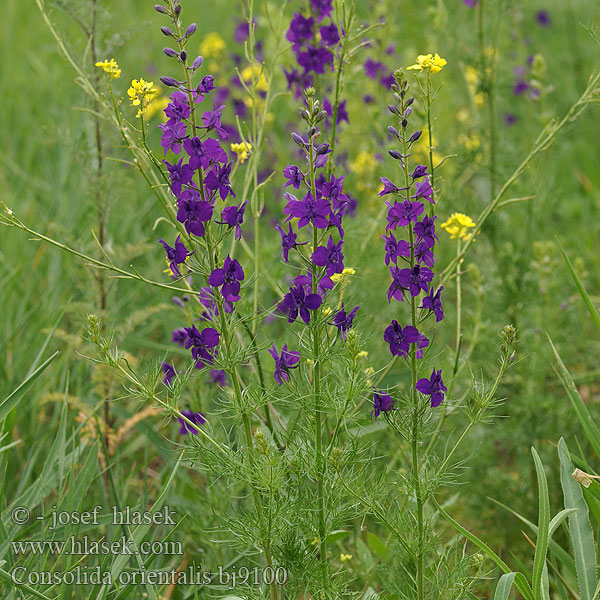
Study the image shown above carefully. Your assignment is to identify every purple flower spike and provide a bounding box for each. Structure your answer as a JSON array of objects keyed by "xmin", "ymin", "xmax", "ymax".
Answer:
[
  {"xmin": 279, "ymin": 282, "xmax": 322, "ymax": 324},
  {"xmin": 379, "ymin": 177, "xmax": 404, "ymax": 197},
  {"xmin": 311, "ymin": 0, "xmax": 333, "ymax": 21},
  {"xmin": 161, "ymin": 362, "xmax": 178, "ymax": 386},
  {"xmin": 159, "ymin": 235, "xmax": 194, "ymax": 276},
  {"xmin": 184, "ymin": 326, "xmax": 220, "ymax": 368},
  {"xmin": 159, "ymin": 121, "xmax": 187, "ymax": 154},
  {"xmin": 329, "ymin": 303, "xmax": 359, "ymax": 340},
  {"xmin": 371, "ymin": 387, "xmax": 395, "ymax": 421},
  {"xmin": 320, "ymin": 23, "xmax": 340, "ymax": 46},
  {"xmin": 183, "ymin": 137, "xmax": 227, "ymax": 170},
  {"xmin": 413, "ymin": 176, "xmax": 434, "ymax": 204},
  {"xmin": 275, "ymin": 222, "xmax": 307, "ymax": 262},
  {"xmin": 421, "ymin": 286, "xmax": 444, "ymax": 322},
  {"xmin": 164, "ymin": 158, "xmax": 194, "ymax": 196},
  {"xmin": 411, "ymin": 164, "xmax": 428, "ymax": 179},
  {"xmin": 388, "ymin": 264, "xmax": 434, "ymax": 300},
  {"xmin": 383, "ymin": 320, "xmax": 420, "ymax": 358},
  {"xmin": 268, "ymin": 343, "xmax": 301, "ymax": 385},
  {"xmin": 178, "ymin": 410, "xmax": 206, "ymax": 435},
  {"xmin": 218, "ymin": 200, "xmax": 247, "ymax": 240},
  {"xmin": 286, "ymin": 13, "xmax": 314, "ymax": 47},
  {"xmin": 283, "ymin": 165, "xmax": 305, "ymax": 189},
  {"xmin": 311, "ymin": 235, "xmax": 344, "ymax": 276},
  {"xmin": 416, "ymin": 369, "xmax": 447, "ymax": 407},
  {"xmin": 284, "ymin": 191, "xmax": 330, "ymax": 229},
  {"xmin": 208, "ymin": 256, "xmax": 245, "ymax": 303}
]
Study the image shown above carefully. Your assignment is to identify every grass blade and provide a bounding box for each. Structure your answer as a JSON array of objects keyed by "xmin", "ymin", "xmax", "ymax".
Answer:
[
  {"xmin": 494, "ymin": 572, "xmax": 516, "ymax": 600},
  {"xmin": 559, "ymin": 437, "xmax": 597, "ymax": 600},
  {"xmin": 531, "ymin": 447, "xmax": 550, "ymax": 600}
]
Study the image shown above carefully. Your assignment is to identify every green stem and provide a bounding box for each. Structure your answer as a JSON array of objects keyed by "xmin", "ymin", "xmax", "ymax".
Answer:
[{"xmin": 426, "ymin": 73, "xmax": 435, "ymax": 207}]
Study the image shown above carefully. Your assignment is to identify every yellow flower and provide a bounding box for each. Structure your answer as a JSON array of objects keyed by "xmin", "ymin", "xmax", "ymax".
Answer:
[
  {"xmin": 357, "ymin": 351, "xmax": 368, "ymax": 359},
  {"xmin": 340, "ymin": 553, "xmax": 352, "ymax": 563},
  {"xmin": 95, "ymin": 58, "xmax": 121, "ymax": 79},
  {"xmin": 200, "ymin": 32, "xmax": 226, "ymax": 57},
  {"xmin": 441, "ymin": 213, "xmax": 476, "ymax": 241},
  {"xmin": 241, "ymin": 63, "xmax": 269, "ymax": 93},
  {"xmin": 127, "ymin": 78, "xmax": 158, "ymax": 118},
  {"xmin": 351, "ymin": 151, "xmax": 375, "ymax": 176},
  {"xmin": 230, "ymin": 142, "xmax": 252, "ymax": 164},
  {"xmin": 407, "ymin": 53, "xmax": 447, "ymax": 74}
]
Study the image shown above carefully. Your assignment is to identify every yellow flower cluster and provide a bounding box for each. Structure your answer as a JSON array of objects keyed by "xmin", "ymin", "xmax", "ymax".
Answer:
[
  {"xmin": 331, "ymin": 267, "xmax": 356, "ymax": 284},
  {"xmin": 441, "ymin": 213, "xmax": 476, "ymax": 241},
  {"xmin": 407, "ymin": 53, "xmax": 447, "ymax": 74},
  {"xmin": 200, "ymin": 32, "xmax": 226, "ymax": 57},
  {"xmin": 241, "ymin": 63, "xmax": 269, "ymax": 93},
  {"xmin": 230, "ymin": 142, "xmax": 252, "ymax": 164},
  {"xmin": 95, "ymin": 58, "xmax": 121, "ymax": 79},
  {"xmin": 127, "ymin": 78, "xmax": 158, "ymax": 118},
  {"xmin": 350, "ymin": 151, "xmax": 375, "ymax": 177}
]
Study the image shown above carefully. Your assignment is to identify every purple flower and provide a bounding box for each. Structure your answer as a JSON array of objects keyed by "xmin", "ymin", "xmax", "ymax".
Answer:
[
  {"xmin": 279, "ymin": 282, "xmax": 322, "ymax": 324},
  {"xmin": 329, "ymin": 303, "xmax": 359, "ymax": 340},
  {"xmin": 176, "ymin": 189, "xmax": 214, "ymax": 237},
  {"xmin": 159, "ymin": 235, "xmax": 194, "ymax": 276},
  {"xmin": 503, "ymin": 113, "xmax": 518, "ymax": 126},
  {"xmin": 463, "ymin": 0, "xmax": 479, "ymax": 6},
  {"xmin": 208, "ymin": 369, "xmax": 227, "ymax": 386},
  {"xmin": 311, "ymin": 0, "xmax": 333, "ymax": 21},
  {"xmin": 382, "ymin": 232, "xmax": 410, "ymax": 265},
  {"xmin": 320, "ymin": 173, "xmax": 348, "ymax": 201},
  {"xmin": 371, "ymin": 388, "xmax": 395, "ymax": 421},
  {"xmin": 413, "ymin": 176, "xmax": 434, "ymax": 203},
  {"xmin": 184, "ymin": 326, "xmax": 220, "ymax": 368},
  {"xmin": 234, "ymin": 21, "xmax": 250, "ymax": 43},
  {"xmin": 295, "ymin": 269, "xmax": 334, "ymax": 297},
  {"xmin": 284, "ymin": 191, "xmax": 330, "ymax": 229},
  {"xmin": 414, "ymin": 215, "xmax": 439, "ymax": 248},
  {"xmin": 415, "ymin": 332, "xmax": 430, "ymax": 359},
  {"xmin": 388, "ymin": 264, "xmax": 434, "ymax": 299},
  {"xmin": 178, "ymin": 410, "xmax": 206, "ymax": 435},
  {"xmin": 323, "ymin": 98, "xmax": 349, "ymax": 125},
  {"xmin": 311, "ymin": 236, "xmax": 344, "ymax": 276},
  {"xmin": 416, "ymin": 369, "xmax": 447, "ymax": 407},
  {"xmin": 218, "ymin": 200, "xmax": 247, "ymax": 239},
  {"xmin": 386, "ymin": 199, "xmax": 424, "ymax": 230},
  {"xmin": 297, "ymin": 45, "xmax": 333, "ymax": 74},
  {"xmin": 414, "ymin": 241, "xmax": 434, "ymax": 268},
  {"xmin": 320, "ymin": 23, "xmax": 340, "ymax": 46},
  {"xmin": 183, "ymin": 137, "xmax": 228, "ymax": 170},
  {"xmin": 411, "ymin": 165, "xmax": 428, "ymax": 179},
  {"xmin": 379, "ymin": 177, "xmax": 403, "ymax": 197},
  {"xmin": 283, "ymin": 165, "xmax": 305, "ymax": 189},
  {"xmin": 513, "ymin": 80, "xmax": 529, "ymax": 95},
  {"xmin": 275, "ymin": 222, "xmax": 307, "ymax": 262},
  {"xmin": 162, "ymin": 362, "xmax": 178, "ymax": 386},
  {"xmin": 268, "ymin": 343, "xmax": 301, "ymax": 385},
  {"xmin": 164, "ymin": 158, "xmax": 194, "ymax": 196},
  {"xmin": 421, "ymin": 286, "xmax": 444, "ymax": 322},
  {"xmin": 286, "ymin": 13, "xmax": 314, "ymax": 47},
  {"xmin": 365, "ymin": 58, "xmax": 385, "ymax": 79},
  {"xmin": 208, "ymin": 256, "xmax": 245, "ymax": 303},
  {"xmin": 383, "ymin": 320, "xmax": 420, "ymax": 358},
  {"xmin": 535, "ymin": 9, "xmax": 551, "ymax": 27},
  {"xmin": 201, "ymin": 105, "xmax": 228, "ymax": 139},
  {"xmin": 205, "ymin": 162, "xmax": 235, "ymax": 201},
  {"xmin": 159, "ymin": 121, "xmax": 187, "ymax": 154},
  {"xmin": 164, "ymin": 93, "xmax": 191, "ymax": 123},
  {"xmin": 172, "ymin": 328, "xmax": 187, "ymax": 347}
]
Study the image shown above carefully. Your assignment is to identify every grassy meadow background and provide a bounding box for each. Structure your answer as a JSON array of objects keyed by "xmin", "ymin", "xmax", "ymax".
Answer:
[{"xmin": 1, "ymin": 0, "xmax": 600, "ymax": 598}]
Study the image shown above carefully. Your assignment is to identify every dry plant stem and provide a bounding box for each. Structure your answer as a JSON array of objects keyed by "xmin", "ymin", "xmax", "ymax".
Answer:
[
  {"xmin": 308, "ymin": 128, "xmax": 329, "ymax": 592},
  {"xmin": 440, "ymin": 71, "xmax": 600, "ymax": 285}
]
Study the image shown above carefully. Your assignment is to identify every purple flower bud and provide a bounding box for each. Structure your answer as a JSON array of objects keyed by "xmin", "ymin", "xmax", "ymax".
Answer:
[
  {"xmin": 401, "ymin": 118, "xmax": 408, "ymax": 128},
  {"xmin": 185, "ymin": 23, "xmax": 197, "ymax": 37},
  {"xmin": 174, "ymin": 4, "xmax": 182, "ymax": 15},
  {"xmin": 160, "ymin": 76, "xmax": 180, "ymax": 87},
  {"xmin": 404, "ymin": 107, "xmax": 412, "ymax": 117},
  {"xmin": 388, "ymin": 126, "xmax": 399, "ymax": 137},
  {"xmin": 163, "ymin": 47, "xmax": 178, "ymax": 57},
  {"xmin": 180, "ymin": 50, "xmax": 187, "ymax": 62},
  {"xmin": 406, "ymin": 97, "xmax": 414, "ymax": 107},
  {"xmin": 191, "ymin": 55, "xmax": 204, "ymax": 69},
  {"xmin": 161, "ymin": 26, "xmax": 174, "ymax": 37},
  {"xmin": 388, "ymin": 150, "xmax": 402, "ymax": 160},
  {"xmin": 409, "ymin": 130, "xmax": 422, "ymax": 143},
  {"xmin": 388, "ymin": 105, "xmax": 400, "ymax": 115},
  {"xmin": 291, "ymin": 132, "xmax": 306, "ymax": 147},
  {"xmin": 154, "ymin": 4, "xmax": 169, "ymax": 14}
]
